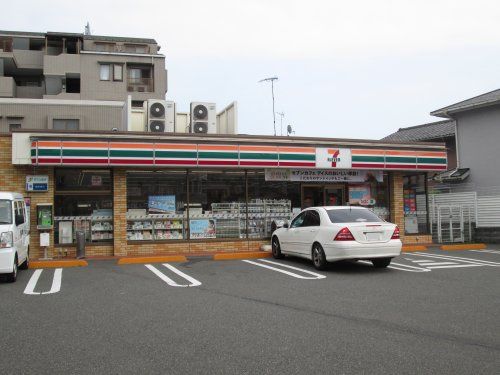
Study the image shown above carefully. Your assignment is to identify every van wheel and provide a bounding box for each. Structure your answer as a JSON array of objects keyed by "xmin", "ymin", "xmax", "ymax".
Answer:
[
  {"xmin": 7, "ymin": 256, "xmax": 18, "ymax": 283},
  {"xmin": 19, "ymin": 248, "xmax": 29, "ymax": 270}
]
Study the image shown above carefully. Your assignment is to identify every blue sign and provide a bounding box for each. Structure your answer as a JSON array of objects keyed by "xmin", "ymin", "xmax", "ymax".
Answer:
[
  {"xmin": 148, "ymin": 195, "xmax": 176, "ymax": 213},
  {"xmin": 26, "ymin": 175, "xmax": 49, "ymax": 192}
]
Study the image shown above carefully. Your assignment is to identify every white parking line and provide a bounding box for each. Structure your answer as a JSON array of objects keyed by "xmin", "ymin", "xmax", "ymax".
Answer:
[
  {"xmin": 426, "ymin": 264, "xmax": 483, "ymax": 269},
  {"xmin": 412, "ymin": 252, "xmax": 500, "ymax": 266},
  {"xmin": 23, "ymin": 268, "xmax": 62, "ymax": 295},
  {"xmin": 145, "ymin": 264, "xmax": 201, "ymax": 287},
  {"xmin": 357, "ymin": 260, "xmax": 431, "ymax": 272},
  {"xmin": 470, "ymin": 249, "xmax": 500, "ymax": 255},
  {"xmin": 242, "ymin": 259, "xmax": 326, "ymax": 279}
]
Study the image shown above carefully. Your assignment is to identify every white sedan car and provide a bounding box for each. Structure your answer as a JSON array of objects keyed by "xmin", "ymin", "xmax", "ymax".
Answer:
[{"xmin": 272, "ymin": 206, "xmax": 402, "ymax": 270}]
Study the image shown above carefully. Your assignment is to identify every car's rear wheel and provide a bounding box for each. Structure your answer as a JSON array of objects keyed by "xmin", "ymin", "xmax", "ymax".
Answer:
[
  {"xmin": 19, "ymin": 247, "xmax": 29, "ymax": 270},
  {"xmin": 312, "ymin": 243, "xmax": 327, "ymax": 270},
  {"xmin": 6, "ymin": 255, "xmax": 18, "ymax": 283},
  {"xmin": 271, "ymin": 237, "xmax": 283, "ymax": 259},
  {"xmin": 372, "ymin": 257, "xmax": 392, "ymax": 268}
]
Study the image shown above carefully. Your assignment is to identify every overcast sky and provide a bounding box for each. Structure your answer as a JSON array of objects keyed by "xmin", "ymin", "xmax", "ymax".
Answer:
[{"xmin": 4, "ymin": 0, "xmax": 500, "ymax": 138}]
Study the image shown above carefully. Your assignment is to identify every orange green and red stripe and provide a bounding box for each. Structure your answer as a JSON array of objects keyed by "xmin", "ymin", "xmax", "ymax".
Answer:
[
  {"xmin": 31, "ymin": 141, "xmax": 446, "ymax": 171},
  {"xmin": 278, "ymin": 146, "xmax": 316, "ymax": 168}
]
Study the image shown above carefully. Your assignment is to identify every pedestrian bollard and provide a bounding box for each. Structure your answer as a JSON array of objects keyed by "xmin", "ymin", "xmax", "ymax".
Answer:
[{"xmin": 76, "ymin": 230, "xmax": 86, "ymax": 259}]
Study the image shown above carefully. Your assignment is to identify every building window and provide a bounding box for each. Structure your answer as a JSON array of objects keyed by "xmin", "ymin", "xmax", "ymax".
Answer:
[
  {"xmin": 9, "ymin": 123, "xmax": 21, "ymax": 132},
  {"xmin": 403, "ymin": 174, "xmax": 429, "ymax": 235},
  {"xmin": 127, "ymin": 171, "xmax": 188, "ymax": 241},
  {"xmin": 113, "ymin": 64, "xmax": 123, "ymax": 81},
  {"xmin": 100, "ymin": 64, "xmax": 110, "ymax": 80},
  {"xmin": 53, "ymin": 119, "xmax": 80, "ymax": 131},
  {"xmin": 188, "ymin": 170, "xmax": 246, "ymax": 239},
  {"xmin": 127, "ymin": 65, "xmax": 153, "ymax": 92},
  {"xmin": 54, "ymin": 169, "xmax": 113, "ymax": 245},
  {"xmin": 95, "ymin": 42, "xmax": 115, "ymax": 52},
  {"xmin": 247, "ymin": 171, "xmax": 297, "ymax": 238},
  {"xmin": 124, "ymin": 44, "xmax": 148, "ymax": 54}
]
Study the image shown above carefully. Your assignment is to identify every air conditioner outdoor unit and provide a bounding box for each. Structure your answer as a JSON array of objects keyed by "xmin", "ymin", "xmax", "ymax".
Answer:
[
  {"xmin": 190, "ymin": 102, "xmax": 216, "ymax": 134},
  {"xmin": 145, "ymin": 99, "xmax": 176, "ymax": 133}
]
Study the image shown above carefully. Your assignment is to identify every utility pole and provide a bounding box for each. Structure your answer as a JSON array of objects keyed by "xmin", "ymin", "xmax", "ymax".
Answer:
[
  {"xmin": 276, "ymin": 111, "xmax": 285, "ymax": 136},
  {"xmin": 258, "ymin": 76, "xmax": 278, "ymax": 136}
]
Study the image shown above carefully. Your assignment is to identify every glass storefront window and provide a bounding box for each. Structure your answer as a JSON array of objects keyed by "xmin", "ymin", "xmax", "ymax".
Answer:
[
  {"xmin": 188, "ymin": 170, "xmax": 246, "ymax": 239},
  {"xmin": 54, "ymin": 169, "xmax": 113, "ymax": 245},
  {"xmin": 127, "ymin": 171, "xmax": 187, "ymax": 241},
  {"xmin": 403, "ymin": 174, "xmax": 429, "ymax": 235},
  {"xmin": 247, "ymin": 171, "xmax": 299, "ymax": 239}
]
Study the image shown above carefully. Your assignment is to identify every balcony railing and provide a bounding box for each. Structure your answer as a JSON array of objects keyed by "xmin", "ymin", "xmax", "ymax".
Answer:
[{"xmin": 127, "ymin": 78, "xmax": 153, "ymax": 93}]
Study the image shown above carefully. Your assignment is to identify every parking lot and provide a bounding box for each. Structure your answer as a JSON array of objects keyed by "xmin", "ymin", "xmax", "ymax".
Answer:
[{"xmin": 1, "ymin": 248, "xmax": 499, "ymax": 374}]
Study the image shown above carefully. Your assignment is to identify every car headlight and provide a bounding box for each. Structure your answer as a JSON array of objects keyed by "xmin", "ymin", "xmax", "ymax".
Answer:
[{"xmin": 0, "ymin": 231, "xmax": 13, "ymax": 248}]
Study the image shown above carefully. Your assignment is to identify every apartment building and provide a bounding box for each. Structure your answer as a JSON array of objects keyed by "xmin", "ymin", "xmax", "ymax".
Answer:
[{"xmin": 0, "ymin": 29, "xmax": 167, "ymax": 132}]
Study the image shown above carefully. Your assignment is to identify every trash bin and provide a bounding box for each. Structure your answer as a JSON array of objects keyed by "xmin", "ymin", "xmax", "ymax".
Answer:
[{"xmin": 76, "ymin": 230, "xmax": 86, "ymax": 259}]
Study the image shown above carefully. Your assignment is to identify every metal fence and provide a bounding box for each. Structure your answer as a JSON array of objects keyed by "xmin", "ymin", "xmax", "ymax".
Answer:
[{"xmin": 428, "ymin": 183, "xmax": 500, "ymax": 243}]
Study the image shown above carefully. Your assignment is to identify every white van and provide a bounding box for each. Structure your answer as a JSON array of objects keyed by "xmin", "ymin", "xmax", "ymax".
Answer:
[{"xmin": 0, "ymin": 192, "xmax": 30, "ymax": 282}]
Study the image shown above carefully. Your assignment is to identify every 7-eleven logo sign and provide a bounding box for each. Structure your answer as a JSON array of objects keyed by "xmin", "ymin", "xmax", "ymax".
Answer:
[
  {"xmin": 315, "ymin": 148, "xmax": 352, "ymax": 169},
  {"xmin": 328, "ymin": 149, "xmax": 341, "ymax": 167}
]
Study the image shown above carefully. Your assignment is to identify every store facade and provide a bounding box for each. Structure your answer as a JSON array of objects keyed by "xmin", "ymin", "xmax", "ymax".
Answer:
[{"xmin": 4, "ymin": 131, "xmax": 448, "ymax": 259}]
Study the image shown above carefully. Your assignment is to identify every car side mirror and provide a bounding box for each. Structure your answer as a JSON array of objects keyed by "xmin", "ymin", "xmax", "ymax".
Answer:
[{"xmin": 283, "ymin": 222, "xmax": 289, "ymax": 229}]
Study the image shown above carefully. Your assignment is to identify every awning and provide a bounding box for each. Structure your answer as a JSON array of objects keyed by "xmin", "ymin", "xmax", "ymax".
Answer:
[{"xmin": 432, "ymin": 168, "xmax": 470, "ymax": 183}]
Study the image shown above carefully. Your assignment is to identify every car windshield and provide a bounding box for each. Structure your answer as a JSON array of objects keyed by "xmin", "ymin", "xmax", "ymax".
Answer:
[
  {"xmin": 0, "ymin": 199, "xmax": 13, "ymax": 224},
  {"xmin": 327, "ymin": 208, "xmax": 383, "ymax": 223}
]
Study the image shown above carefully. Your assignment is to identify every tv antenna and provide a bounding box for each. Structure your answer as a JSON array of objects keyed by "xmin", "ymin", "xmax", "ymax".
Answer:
[
  {"xmin": 258, "ymin": 76, "xmax": 278, "ymax": 136},
  {"xmin": 84, "ymin": 22, "xmax": 91, "ymax": 36},
  {"xmin": 287, "ymin": 124, "xmax": 295, "ymax": 136}
]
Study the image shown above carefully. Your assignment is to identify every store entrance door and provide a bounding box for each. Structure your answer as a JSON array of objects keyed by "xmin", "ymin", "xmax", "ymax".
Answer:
[
  {"xmin": 302, "ymin": 185, "xmax": 323, "ymax": 208},
  {"xmin": 324, "ymin": 185, "xmax": 345, "ymax": 206},
  {"xmin": 301, "ymin": 184, "xmax": 346, "ymax": 208}
]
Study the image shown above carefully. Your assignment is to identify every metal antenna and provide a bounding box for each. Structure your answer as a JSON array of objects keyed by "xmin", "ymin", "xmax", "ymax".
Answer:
[
  {"xmin": 276, "ymin": 111, "xmax": 285, "ymax": 136},
  {"xmin": 84, "ymin": 22, "xmax": 91, "ymax": 35},
  {"xmin": 258, "ymin": 76, "xmax": 278, "ymax": 136}
]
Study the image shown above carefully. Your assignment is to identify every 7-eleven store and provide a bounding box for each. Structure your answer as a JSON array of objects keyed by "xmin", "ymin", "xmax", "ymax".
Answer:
[{"xmin": 5, "ymin": 130, "xmax": 447, "ymax": 259}]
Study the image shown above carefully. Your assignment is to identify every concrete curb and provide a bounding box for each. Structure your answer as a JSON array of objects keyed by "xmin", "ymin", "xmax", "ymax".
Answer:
[
  {"xmin": 30, "ymin": 260, "xmax": 88, "ymax": 269},
  {"xmin": 117, "ymin": 255, "xmax": 187, "ymax": 265},
  {"xmin": 402, "ymin": 245, "xmax": 428, "ymax": 252},
  {"xmin": 213, "ymin": 251, "xmax": 271, "ymax": 260},
  {"xmin": 440, "ymin": 243, "xmax": 487, "ymax": 251}
]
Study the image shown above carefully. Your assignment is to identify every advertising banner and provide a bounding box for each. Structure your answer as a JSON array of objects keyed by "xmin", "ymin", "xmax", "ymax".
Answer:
[
  {"xmin": 348, "ymin": 185, "xmax": 373, "ymax": 205},
  {"xmin": 189, "ymin": 219, "xmax": 216, "ymax": 239},
  {"xmin": 148, "ymin": 195, "xmax": 176, "ymax": 213},
  {"xmin": 265, "ymin": 169, "xmax": 383, "ymax": 183}
]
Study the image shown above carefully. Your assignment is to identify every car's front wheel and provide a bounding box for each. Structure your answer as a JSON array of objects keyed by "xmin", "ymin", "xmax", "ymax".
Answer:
[
  {"xmin": 372, "ymin": 257, "xmax": 392, "ymax": 268},
  {"xmin": 312, "ymin": 243, "xmax": 327, "ymax": 270},
  {"xmin": 271, "ymin": 237, "xmax": 283, "ymax": 259}
]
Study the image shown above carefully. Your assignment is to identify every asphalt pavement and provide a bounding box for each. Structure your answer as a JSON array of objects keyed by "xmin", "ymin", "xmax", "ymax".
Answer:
[{"xmin": 1, "ymin": 248, "xmax": 499, "ymax": 374}]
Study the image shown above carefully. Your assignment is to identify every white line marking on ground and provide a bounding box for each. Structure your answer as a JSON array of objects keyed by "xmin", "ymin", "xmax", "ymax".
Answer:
[
  {"xmin": 358, "ymin": 260, "xmax": 430, "ymax": 272},
  {"xmin": 162, "ymin": 263, "xmax": 202, "ymax": 287},
  {"xmin": 145, "ymin": 264, "xmax": 201, "ymax": 287},
  {"xmin": 23, "ymin": 269, "xmax": 42, "ymax": 295},
  {"xmin": 257, "ymin": 259, "xmax": 327, "ymax": 279},
  {"xmin": 470, "ymin": 249, "xmax": 500, "ymax": 255},
  {"xmin": 426, "ymin": 264, "xmax": 483, "ymax": 269},
  {"xmin": 242, "ymin": 260, "xmax": 326, "ymax": 279},
  {"xmin": 412, "ymin": 252, "xmax": 500, "ymax": 266},
  {"xmin": 415, "ymin": 262, "xmax": 457, "ymax": 266},
  {"xmin": 42, "ymin": 268, "xmax": 62, "ymax": 294},
  {"xmin": 23, "ymin": 269, "xmax": 62, "ymax": 295}
]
